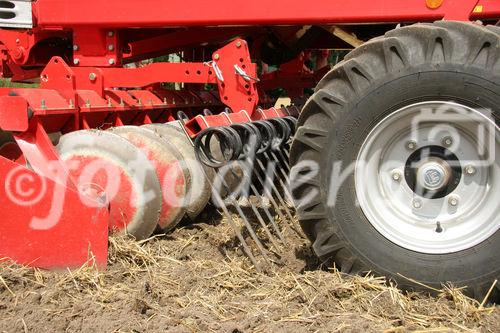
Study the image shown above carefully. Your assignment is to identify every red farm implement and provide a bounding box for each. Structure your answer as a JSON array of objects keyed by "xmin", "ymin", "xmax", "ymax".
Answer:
[{"xmin": 0, "ymin": 0, "xmax": 498, "ymax": 300}]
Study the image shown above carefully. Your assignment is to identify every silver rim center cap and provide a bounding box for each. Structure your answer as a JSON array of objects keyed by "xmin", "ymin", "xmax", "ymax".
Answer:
[{"xmin": 416, "ymin": 159, "xmax": 451, "ymax": 191}]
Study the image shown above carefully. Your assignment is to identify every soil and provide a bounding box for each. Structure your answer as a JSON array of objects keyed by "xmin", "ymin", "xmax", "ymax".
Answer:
[{"xmin": 0, "ymin": 206, "xmax": 498, "ymax": 333}]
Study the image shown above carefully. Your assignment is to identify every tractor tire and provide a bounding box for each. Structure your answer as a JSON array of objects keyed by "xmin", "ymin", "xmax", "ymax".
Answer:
[{"xmin": 290, "ymin": 21, "xmax": 499, "ymax": 301}]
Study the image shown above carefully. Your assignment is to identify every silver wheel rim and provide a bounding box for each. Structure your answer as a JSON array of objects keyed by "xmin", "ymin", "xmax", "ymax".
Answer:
[{"xmin": 355, "ymin": 101, "xmax": 499, "ymax": 254}]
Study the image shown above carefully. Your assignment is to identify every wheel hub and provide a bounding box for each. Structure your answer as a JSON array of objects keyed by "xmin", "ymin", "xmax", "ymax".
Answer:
[
  {"xmin": 418, "ymin": 160, "xmax": 449, "ymax": 191},
  {"xmin": 355, "ymin": 101, "xmax": 499, "ymax": 254},
  {"xmin": 404, "ymin": 145, "xmax": 462, "ymax": 199}
]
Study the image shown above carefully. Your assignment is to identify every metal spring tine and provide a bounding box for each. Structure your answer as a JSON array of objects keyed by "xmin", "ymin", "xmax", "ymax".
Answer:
[
  {"xmin": 251, "ymin": 163, "xmax": 291, "ymax": 233},
  {"xmin": 248, "ymin": 180, "xmax": 286, "ymax": 245},
  {"xmin": 226, "ymin": 161, "xmax": 279, "ymax": 254},
  {"xmin": 262, "ymin": 150, "xmax": 294, "ymax": 204},
  {"xmin": 234, "ymin": 156, "xmax": 286, "ymax": 245},
  {"xmin": 194, "ymin": 127, "xmax": 262, "ymax": 270},
  {"xmin": 210, "ymin": 130, "xmax": 275, "ymax": 262},
  {"xmin": 208, "ymin": 169, "xmax": 261, "ymax": 271},
  {"xmin": 255, "ymin": 156, "xmax": 302, "ymax": 237},
  {"xmin": 227, "ymin": 160, "xmax": 282, "ymax": 252},
  {"xmin": 264, "ymin": 152, "xmax": 292, "ymax": 206},
  {"xmin": 279, "ymin": 145, "xmax": 292, "ymax": 169},
  {"xmin": 269, "ymin": 118, "xmax": 293, "ymax": 173},
  {"xmin": 229, "ymin": 122, "xmax": 288, "ymax": 244},
  {"xmin": 225, "ymin": 194, "xmax": 271, "ymax": 264},
  {"xmin": 254, "ymin": 157, "xmax": 295, "ymax": 223},
  {"xmin": 243, "ymin": 121, "xmax": 295, "ymax": 223},
  {"xmin": 275, "ymin": 146, "xmax": 291, "ymax": 173},
  {"xmin": 217, "ymin": 165, "xmax": 271, "ymax": 264}
]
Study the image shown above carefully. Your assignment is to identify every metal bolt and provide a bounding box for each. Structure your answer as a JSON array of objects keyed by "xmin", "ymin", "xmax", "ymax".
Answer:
[
  {"xmin": 214, "ymin": 54, "xmax": 220, "ymax": 60},
  {"xmin": 442, "ymin": 136, "xmax": 453, "ymax": 147},
  {"xmin": 406, "ymin": 140, "xmax": 417, "ymax": 151},
  {"xmin": 391, "ymin": 170, "xmax": 402, "ymax": 182},
  {"xmin": 448, "ymin": 196, "xmax": 459, "ymax": 207},
  {"xmin": 412, "ymin": 199, "xmax": 422, "ymax": 209},
  {"xmin": 235, "ymin": 41, "xmax": 242, "ymax": 48},
  {"xmin": 73, "ymin": 44, "xmax": 79, "ymax": 51},
  {"xmin": 108, "ymin": 44, "xmax": 115, "ymax": 51},
  {"xmin": 89, "ymin": 73, "xmax": 97, "ymax": 81},
  {"xmin": 107, "ymin": 31, "xmax": 114, "ymax": 37},
  {"xmin": 15, "ymin": 39, "xmax": 20, "ymax": 44},
  {"xmin": 108, "ymin": 58, "xmax": 115, "ymax": 65},
  {"xmin": 465, "ymin": 165, "xmax": 476, "ymax": 175},
  {"xmin": 73, "ymin": 58, "xmax": 80, "ymax": 65}
]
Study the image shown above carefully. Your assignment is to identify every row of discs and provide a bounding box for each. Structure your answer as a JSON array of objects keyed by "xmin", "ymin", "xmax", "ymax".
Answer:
[{"xmin": 56, "ymin": 122, "xmax": 215, "ymax": 240}]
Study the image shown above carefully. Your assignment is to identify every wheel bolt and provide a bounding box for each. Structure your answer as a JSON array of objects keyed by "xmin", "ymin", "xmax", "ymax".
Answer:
[
  {"xmin": 448, "ymin": 196, "xmax": 459, "ymax": 207},
  {"xmin": 406, "ymin": 140, "xmax": 417, "ymax": 150},
  {"xmin": 442, "ymin": 136, "xmax": 453, "ymax": 147},
  {"xmin": 413, "ymin": 199, "xmax": 422, "ymax": 209},
  {"xmin": 465, "ymin": 165, "xmax": 476, "ymax": 175},
  {"xmin": 391, "ymin": 170, "xmax": 402, "ymax": 182}
]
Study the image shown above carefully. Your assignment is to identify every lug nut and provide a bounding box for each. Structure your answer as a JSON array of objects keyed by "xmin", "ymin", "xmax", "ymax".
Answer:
[
  {"xmin": 73, "ymin": 44, "xmax": 79, "ymax": 51},
  {"xmin": 448, "ymin": 196, "xmax": 459, "ymax": 207},
  {"xmin": 214, "ymin": 54, "xmax": 220, "ymax": 60},
  {"xmin": 108, "ymin": 58, "xmax": 115, "ymax": 65},
  {"xmin": 406, "ymin": 140, "xmax": 417, "ymax": 150},
  {"xmin": 73, "ymin": 58, "xmax": 80, "ymax": 65},
  {"xmin": 465, "ymin": 165, "xmax": 476, "ymax": 175},
  {"xmin": 391, "ymin": 170, "xmax": 402, "ymax": 182},
  {"xmin": 236, "ymin": 41, "xmax": 242, "ymax": 48},
  {"xmin": 412, "ymin": 199, "xmax": 422, "ymax": 209},
  {"xmin": 442, "ymin": 136, "xmax": 453, "ymax": 147},
  {"xmin": 108, "ymin": 44, "xmax": 115, "ymax": 51},
  {"xmin": 89, "ymin": 73, "xmax": 97, "ymax": 81}
]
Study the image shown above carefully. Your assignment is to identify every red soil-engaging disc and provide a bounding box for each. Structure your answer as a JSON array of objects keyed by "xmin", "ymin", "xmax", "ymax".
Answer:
[
  {"xmin": 143, "ymin": 122, "xmax": 214, "ymax": 220},
  {"xmin": 57, "ymin": 130, "xmax": 162, "ymax": 240},
  {"xmin": 109, "ymin": 126, "xmax": 188, "ymax": 232}
]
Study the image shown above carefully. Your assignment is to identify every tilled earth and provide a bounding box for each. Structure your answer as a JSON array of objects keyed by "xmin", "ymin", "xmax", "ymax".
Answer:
[{"xmin": 0, "ymin": 207, "xmax": 499, "ymax": 333}]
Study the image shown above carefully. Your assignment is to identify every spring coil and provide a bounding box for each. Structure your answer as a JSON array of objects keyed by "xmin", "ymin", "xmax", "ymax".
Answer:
[{"xmin": 194, "ymin": 118, "xmax": 295, "ymax": 168}]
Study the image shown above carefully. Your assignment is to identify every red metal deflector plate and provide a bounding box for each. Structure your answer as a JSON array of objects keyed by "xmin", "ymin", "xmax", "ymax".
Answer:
[{"xmin": 0, "ymin": 157, "xmax": 109, "ymax": 269}]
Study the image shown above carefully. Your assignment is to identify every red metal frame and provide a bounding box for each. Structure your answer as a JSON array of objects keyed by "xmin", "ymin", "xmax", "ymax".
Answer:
[{"xmin": 33, "ymin": 0, "xmax": 497, "ymax": 26}]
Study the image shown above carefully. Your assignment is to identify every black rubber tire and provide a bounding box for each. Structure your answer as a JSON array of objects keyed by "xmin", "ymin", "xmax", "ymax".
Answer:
[{"xmin": 290, "ymin": 21, "xmax": 499, "ymax": 301}]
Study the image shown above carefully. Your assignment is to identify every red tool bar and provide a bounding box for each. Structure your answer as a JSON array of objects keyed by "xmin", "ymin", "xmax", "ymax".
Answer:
[
  {"xmin": 34, "ymin": 0, "xmax": 498, "ymax": 28},
  {"xmin": 183, "ymin": 106, "xmax": 301, "ymax": 137},
  {"xmin": 72, "ymin": 63, "xmax": 218, "ymax": 88}
]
